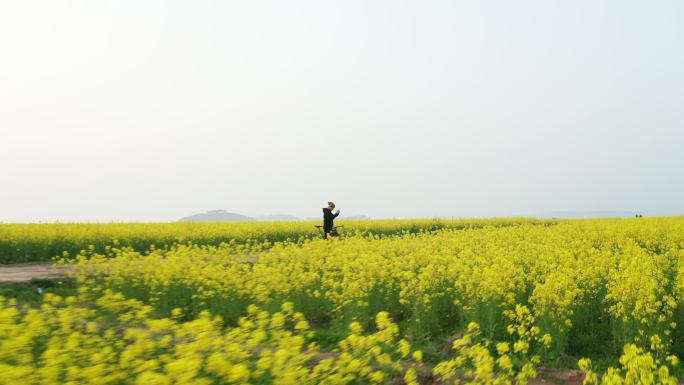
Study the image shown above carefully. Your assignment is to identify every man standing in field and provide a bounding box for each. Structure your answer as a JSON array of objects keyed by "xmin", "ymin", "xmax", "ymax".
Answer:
[{"xmin": 323, "ymin": 201, "xmax": 340, "ymax": 239}]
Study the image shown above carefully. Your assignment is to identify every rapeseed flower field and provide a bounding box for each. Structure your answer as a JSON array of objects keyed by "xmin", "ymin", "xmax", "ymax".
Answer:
[
  {"xmin": 2, "ymin": 217, "xmax": 684, "ymax": 384},
  {"xmin": 0, "ymin": 218, "xmax": 541, "ymax": 263}
]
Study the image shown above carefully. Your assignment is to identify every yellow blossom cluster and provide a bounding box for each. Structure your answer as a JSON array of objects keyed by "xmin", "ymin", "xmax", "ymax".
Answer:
[
  {"xmin": 580, "ymin": 344, "xmax": 679, "ymax": 385},
  {"xmin": 1, "ymin": 288, "xmax": 432, "ymax": 385},
  {"xmin": 433, "ymin": 316, "xmax": 543, "ymax": 385}
]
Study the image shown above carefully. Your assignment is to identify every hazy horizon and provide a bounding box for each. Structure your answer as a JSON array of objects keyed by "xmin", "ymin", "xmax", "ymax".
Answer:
[
  {"xmin": 2, "ymin": 1, "xmax": 683, "ymax": 223},
  {"xmin": 4, "ymin": 210, "xmax": 684, "ymax": 224}
]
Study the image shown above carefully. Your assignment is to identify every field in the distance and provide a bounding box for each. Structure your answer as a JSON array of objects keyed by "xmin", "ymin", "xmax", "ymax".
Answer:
[{"xmin": 1, "ymin": 217, "xmax": 683, "ymax": 384}]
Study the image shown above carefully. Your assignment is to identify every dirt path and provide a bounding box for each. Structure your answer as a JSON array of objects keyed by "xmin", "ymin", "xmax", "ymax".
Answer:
[
  {"xmin": 0, "ymin": 263, "xmax": 68, "ymax": 282},
  {"xmin": 530, "ymin": 369, "xmax": 585, "ymax": 385}
]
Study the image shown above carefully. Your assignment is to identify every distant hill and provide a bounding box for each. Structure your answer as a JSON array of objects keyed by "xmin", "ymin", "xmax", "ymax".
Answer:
[
  {"xmin": 180, "ymin": 210, "xmax": 369, "ymax": 222},
  {"xmin": 254, "ymin": 214, "xmax": 300, "ymax": 221},
  {"xmin": 179, "ymin": 210, "xmax": 255, "ymax": 222},
  {"xmin": 305, "ymin": 215, "xmax": 370, "ymax": 221}
]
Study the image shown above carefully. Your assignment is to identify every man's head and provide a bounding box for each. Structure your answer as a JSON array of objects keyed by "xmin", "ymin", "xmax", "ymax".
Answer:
[{"xmin": 327, "ymin": 201, "xmax": 335, "ymax": 209}]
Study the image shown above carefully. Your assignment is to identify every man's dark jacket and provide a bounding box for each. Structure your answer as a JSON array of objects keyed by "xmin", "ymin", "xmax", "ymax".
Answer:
[{"xmin": 323, "ymin": 208, "xmax": 339, "ymax": 231}]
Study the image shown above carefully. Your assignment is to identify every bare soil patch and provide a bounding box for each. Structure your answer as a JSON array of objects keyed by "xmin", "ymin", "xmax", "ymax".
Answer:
[
  {"xmin": 0, "ymin": 263, "xmax": 68, "ymax": 282},
  {"xmin": 530, "ymin": 369, "xmax": 585, "ymax": 385}
]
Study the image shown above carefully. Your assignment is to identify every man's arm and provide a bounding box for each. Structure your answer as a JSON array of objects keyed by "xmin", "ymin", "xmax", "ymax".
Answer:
[{"xmin": 333, "ymin": 210, "xmax": 340, "ymax": 218}]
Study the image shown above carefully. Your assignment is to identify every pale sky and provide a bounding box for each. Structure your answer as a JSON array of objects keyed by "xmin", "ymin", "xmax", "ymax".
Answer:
[{"xmin": 1, "ymin": 1, "xmax": 683, "ymax": 222}]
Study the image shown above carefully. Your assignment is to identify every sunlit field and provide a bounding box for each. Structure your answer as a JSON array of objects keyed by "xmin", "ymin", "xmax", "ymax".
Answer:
[{"xmin": 2, "ymin": 217, "xmax": 684, "ymax": 384}]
